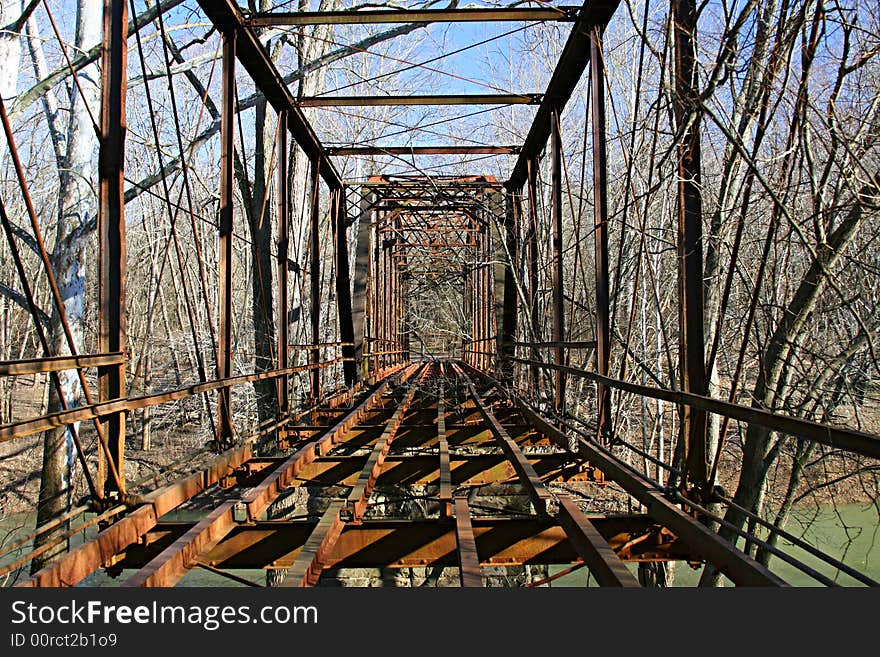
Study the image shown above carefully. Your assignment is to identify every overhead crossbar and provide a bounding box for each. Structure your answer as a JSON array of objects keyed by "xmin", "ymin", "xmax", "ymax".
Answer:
[
  {"xmin": 328, "ymin": 146, "xmax": 521, "ymax": 156},
  {"xmin": 299, "ymin": 94, "xmax": 541, "ymax": 107},
  {"xmin": 245, "ymin": 8, "xmax": 580, "ymax": 26}
]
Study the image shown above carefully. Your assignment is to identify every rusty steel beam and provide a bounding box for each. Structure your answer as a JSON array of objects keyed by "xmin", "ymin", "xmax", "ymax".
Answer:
[
  {"xmin": 438, "ymin": 385, "xmax": 452, "ymax": 517},
  {"xmin": 456, "ymin": 367, "xmax": 551, "ymax": 514},
  {"xmin": 347, "ymin": 372, "xmax": 423, "ymax": 520},
  {"xmin": 242, "ymin": 364, "xmax": 407, "ymax": 521},
  {"xmin": 240, "ymin": 365, "xmax": 413, "ymax": 522},
  {"xmin": 196, "ymin": 0, "xmax": 341, "ymax": 188},
  {"xmin": 216, "ymin": 28, "xmax": 235, "ymax": 446},
  {"xmin": 284, "ymin": 370, "xmax": 424, "ymax": 586},
  {"xmin": 0, "ymin": 359, "xmax": 346, "ymax": 442},
  {"xmin": 0, "ymin": 506, "xmax": 127, "ymax": 580},
  {"xmin": 96, "ymin": 0, "xmax": 128, "ymax": 496},
  {"xmin": 277, "ymin": 112, "xmax": 290, "ymax": 423},
  {"xmin": 514, "ymin": 340, "xmax": 597, "ymax": 350},
  {"xmin": 362, "ymin": 175, "xmax": 501, "ymax": 188},
  {"xmin": 556, "ymin": 494, "xmax": 639, "ymax": 587},
  {"xmin": 119, "ymin": 367, "xmax": 411, "ymax": 588},
  {"xmin": 17, "ymin": 383, "xmax": 367, "ymax": 587},
  {"xmin": 132, "ymin": 515, "xmax": 691, "ymax": 571},
  {"xmin": 0, "ymin": 352, "xmax": 124, "ymax": 376},
  {"xmin": 514, "ymin": 358, "xmax": 880, "ymax": 461},
  {"xmin": 293, "ymin": 451, "xmax": 585, "ymax": 488},
  {"xmin": 309, "ymin": 157, "xmax": 321, "ymax": 400},
  {"xmin": 550, "ymin": 110, "xmax": 566, "ymax": 416},
  {"xmin": 506, "ymin": 0, "xmax": 620, "ymax": 190},
  {"xmin": 526, "ymin": 158, "xmax": 540, "ymax": 392},
  {"xmin": 122, "ymin": 500, "xmax": 237, "ymax": 587},
  {"xmin": 457, "ymin": 365, "xmax": 637, "ymax": 586},
  {"xmin": 351, "ymin": 186, "xmax": 371, "ymax": 377},
  {"xmin": 392, "ymin": 231, "xmax": 401, "ymax": 364},
  {"xmin": 453, "ymin": 497, "xmax": 483, "ymax": 587},
  {"xmin": 498, "ymin": 189, "xmax": 520, "ymax": 380},
  {"xmin": 673, "ymin": 0, "xmax": 709, "ymax": 494},
  {"xmin": 17, "ymin": 441, "xmax": 255, "ymax": 587},
  {"xmin": 590, "ymin": 28, "xmax": 612, "ymax": 443},
  {"xmin": 390, "ymin": 242, "xmax": 476, "ymax": 250},
  {"xmin": 327, "ymin": 146, "xmax": 521, "ymax": 156},
  {"xmin": 334, "ymin": 187, "xmax": 358, "ymax": 385},
  {"xmin": 476, "ymin": 224, "xmax": 488, "ymax": 370},
  {"xmin": 282, "ymin": 499, "xmax": 348, "ymax": 587},
  {"xmin": 300, "ymin": 94, "xmax": 541, "ymax": 107},
  {"xmin": 514, "ymin": 396, "xmax": 786, "ymax": 586},
  {"xmin": 246, "ymin": 8, "xmax": 580, "ymax": 26}
]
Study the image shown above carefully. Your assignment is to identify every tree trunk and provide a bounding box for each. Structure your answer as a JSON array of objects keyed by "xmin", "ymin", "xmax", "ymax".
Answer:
[
  {"xmin": 242, "ymin": 94, "xmax": 278, "ymax": 425},
  {"xmin": 31, "ymin": 0, "xmax": 101, "ymax": 574},
  {"xmin": 0, "ymin": 0, "xmax": 23, "ymax": 165}
]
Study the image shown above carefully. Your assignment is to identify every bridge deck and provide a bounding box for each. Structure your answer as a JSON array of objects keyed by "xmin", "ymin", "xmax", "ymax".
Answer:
[{"xmin": 18, "ymin": 362, "xmax": 790, "ymax": 588}]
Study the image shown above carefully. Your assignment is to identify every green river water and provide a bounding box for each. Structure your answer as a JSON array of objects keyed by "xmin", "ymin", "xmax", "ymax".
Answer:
[{"xmin": 2, "ymin": 504, "xmax": 877, "ymax": 587}]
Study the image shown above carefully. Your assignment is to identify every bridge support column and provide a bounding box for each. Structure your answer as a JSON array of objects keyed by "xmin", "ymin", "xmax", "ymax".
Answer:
[
  {"xmin": 97, "ymin": 0, "xmax": 128, "ymax": 496},
  {"xmin": 590, "ymin": 28, "xmax": 612, "ymax": 444},
  {"xmin": 309, "ymin": 157, "xmax": 321, "ymax": 401},
  {"xmin": 526, "ymin": 158, "xmax": 540, "ymax": 393},
  {"xmin": 550, "ymin": 110, "xmax": 566, "ymax": 418},
  {"xmin": 498, "ymin": 189, "xmax": 520, "ymax": 381},
  {"xmin": 351, "ymin": 189, "xmax": 372, "ymax": 379},
  {"xmin": 216, "ymin": 28, "xmax": 236, "ymax": 447},
  {"xmin": 276, "ymin": 112, "xmax": 290, "ymax": 427},
  {"xmin": 333, "ymin": 186, "xmax": 357, "ymax": 385}
]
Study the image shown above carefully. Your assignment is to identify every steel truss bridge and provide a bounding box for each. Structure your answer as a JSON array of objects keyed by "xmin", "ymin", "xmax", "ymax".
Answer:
[{"xmin": 1, "ymin": 0, "xmax": 878, "ymax": 588}]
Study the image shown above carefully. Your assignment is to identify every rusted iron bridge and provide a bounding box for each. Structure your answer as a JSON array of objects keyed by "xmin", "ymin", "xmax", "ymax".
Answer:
[{"xmin": 1, "ymin": 1, "xmax": 879, "ymax": 588}]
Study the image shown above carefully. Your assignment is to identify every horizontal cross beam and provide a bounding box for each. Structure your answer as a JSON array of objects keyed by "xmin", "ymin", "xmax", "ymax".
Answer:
[
  {"xmin": 328, "ymin": 146, "xmax": 521, "ymax": 156},
  {"xmin": 300, "ymin": 94, "xmax": 541, "ymax": 107},
  {"xmin": 120, "ymin": 515, "xmax": 695, "ymax": 570},
  {"xmin": 245, "ymin": 8, "xmax": 580, "ymax": 26},
  {"xmin": 0, "ymin": 352, "xmax": 124, "ymax": 376}
]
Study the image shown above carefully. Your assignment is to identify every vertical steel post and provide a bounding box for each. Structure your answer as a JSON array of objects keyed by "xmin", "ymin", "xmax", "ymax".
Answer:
[
  {"xmin": 499, "ymin": 190, "xmax": 520, "ymax": 380},
  {"xmin": 389, "ymin": 236, "xmax": 395, "ymax": 365},
  {"xmin": 217, "ymin": 29, "xmax": 236, "ymax": 446},
  {"xmin": 591, "ymin": 29, "xmax": 612, "ymax": 443},
  {"xmin": 371, "ymin": 214, "xmax": 381, "ymax": 374},
  {"xmin": 309, "ymin": 157, "xmax": 321, "ymax": 400},
  {"xmin": 276, "ymin": 112, "xmax": 290, "ymax": 422},
  {"xmin": 389, "ymin": 237, "xmax": 397, "ymax": 364},
  {"xmin": 334, "ymin": 186, "xmax": 357, "ymax": 385},
  {"xmin": 478, "ymin": 227, "xmax": 487, "ymax": 370},
  {"xmin": 526, "ymin": 159, "xmax": 540, "ymax": 392},
  {"xmin": 378, "ymin": 237, "xmax": 384, "ymax": 368},
  {"xmin": 474, "ymin": 229, "xmax": 482, "ymax": 369},
  {"xmin": 351, "ymin": 189, "xmax": 372, "ymax": 379},
  {"xmin": 463, "ymin": 263, "xmax": 471, "ymax": 365},
  {"xmin": 396, "ymin": 238, "xmax": 403, "ymax": 363},
  {"xmin": 550, "ymin": 110, "xmax": 566, "ymax": 417},
  {"xmin": 484, "ymin": 215, "xmax": 492, "ymax": 371},
  {"xmin": 97, "ymin": 0, "xmax": 128, "ymax": 496},
  {"xmin": 673, "ymin": 0, "xmax": 709, "ymax": 494},
  {"xmin": 392, "ymin": 213, "xmax": 400, "ymax": 364}
]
